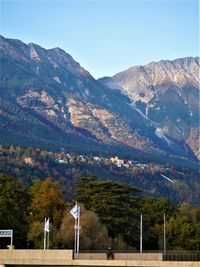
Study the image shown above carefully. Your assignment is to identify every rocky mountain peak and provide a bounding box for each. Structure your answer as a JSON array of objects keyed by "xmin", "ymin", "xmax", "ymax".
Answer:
[
  {"xmin": 0, "ymin": 36, "xmax": 199, "ymax": 161},
  {"xmin": 0, "ymin": 36, "xmax": 91, "ymax": 79},
  {"xmin": 100, "ymin": 57, "xmax": 199, "ymax": 103},
  {"xmin": 99, "ymin": 57, "xmax": 199, "ymax": 159},
  {"xmin": 29, "ymin": 43, "xmax": 42, "ymax": 63},
  {"xmin": 0, "ymin": 35, "xmax": 28, "ymax": 62},
  {"xmin": 47, "ymin": 46, "xmax": 85, "ymax": 76}
]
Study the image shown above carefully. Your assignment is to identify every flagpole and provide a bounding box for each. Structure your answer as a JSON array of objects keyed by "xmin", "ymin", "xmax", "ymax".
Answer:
[
  {"xmin": 164, "ymin": 213, "xmax": 166, "ymax": 254},
  {"xmin": 140, "ymin": 214, "xmax": 143, "ymax": 254},
  {"xmin": 74, "ymin": 217, "xmax": 77, "ymax": 259},
  {"xmin": 76, "ymin": 204, "xmax": 80, "ymax": 259},
  {"xmin": 47, "ymin": 231, "xmax": 49, "ymax": 249},
  {"xmin": 44, "ymin": 217, "xmax": 46, "ymax": 250},
  {"xmin": 74, "ymin": 202, "xmax": 77, "ymax": 259},
  {"xmin": 70, "ymin": 201, "xmax": 79, "ymax": 259}
]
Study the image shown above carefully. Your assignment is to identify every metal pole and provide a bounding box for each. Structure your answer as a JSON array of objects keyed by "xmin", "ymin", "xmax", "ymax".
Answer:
[
  {"xmin": 164, "ymin": 213, "xmax": 166, "ymax": 254},
  {"xmin": 74, "ymin": 218, "xmax": 77, "ymax": 258},
  {"xmin": 47, "ymin": 218, "xmax": 50, "ymax": 249},
  {"xmin": 44, "ymin": 217, "xmax": 46, "ymax": 250},
  {"xmin": 76, "ymin": 204, "xmax": 80, "ymax": 259},
  {"xmin": 11, "ymin": 230, "xmax": 13, "ymax": 247},
  {"xmin": 74, "ymin": 202, "xmax": 77, "ymax": 259},
  {"xmin": 140, "ymin": 214, "xmax": 143, "ymax": 254},
  {"xmin": 47, "ymin": 231, "xmax": 49, "ymax": 249}
]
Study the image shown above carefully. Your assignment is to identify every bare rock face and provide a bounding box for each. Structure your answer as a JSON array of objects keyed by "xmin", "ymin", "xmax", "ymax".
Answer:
[
  {"xmin": 67, "ymin": 98, "xmax": 158, "ymax": 152},
  {"xmin": 100, "ymin": 57, "xmax": 199, "ymax": 103},
  {"xmin": 99, "ymin": 58, "xmax": 200, "ymax": 159}
]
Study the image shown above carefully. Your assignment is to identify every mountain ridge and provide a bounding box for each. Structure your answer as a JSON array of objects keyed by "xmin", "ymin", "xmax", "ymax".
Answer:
[
  {"xmin": 99, "ymin": 56, "xmax": 199, "ymax": 159},
  {"xmin": 99, "ymin": 56, "xmax": 199, "ymax": 102},
  {"xmin": 0, "ymin": 35, "xmax": 199, "ymax": 161}
]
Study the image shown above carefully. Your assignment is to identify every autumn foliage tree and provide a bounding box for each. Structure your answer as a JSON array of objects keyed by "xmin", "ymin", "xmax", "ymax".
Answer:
[
  {"xmin": 60, "ymin": 204, "xmax": 109, "ymax": 249},
  {"xmin": 28, "ymin": 177, "xmax": 68, "ymax": 248},
  {"xmin": 0, "ymin": 171, "xmax": 199, "ymax": 250},
  {"xmin": 29, "ymin": 177, "xmax": 67, "ymax": 227}
]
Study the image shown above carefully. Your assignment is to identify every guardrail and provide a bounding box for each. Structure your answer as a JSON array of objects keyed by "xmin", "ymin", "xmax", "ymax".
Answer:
[
  {"xmin": 163, "ymin": 250, "xmax": 200, "ymax": 261},
  {"xmin": 78, "ymin": 250, "xmax": 200, "ymax": 261}
]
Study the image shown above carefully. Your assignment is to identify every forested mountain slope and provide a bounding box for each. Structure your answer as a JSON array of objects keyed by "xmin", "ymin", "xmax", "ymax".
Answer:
[{"xmin": 0, "ymin": 36, "xmax": 198, "ymax": 161}]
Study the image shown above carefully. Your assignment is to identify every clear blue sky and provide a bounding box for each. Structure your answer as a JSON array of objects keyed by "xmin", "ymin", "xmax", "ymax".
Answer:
[{"xmin": 0, "ymin": 0, "xmax": 199, "ymax": 78}]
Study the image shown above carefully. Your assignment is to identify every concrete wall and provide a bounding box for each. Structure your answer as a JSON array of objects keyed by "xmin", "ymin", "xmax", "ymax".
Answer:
[
  {"xmin": 0, "ymin": 250, "xmax": 199, "ymax": 266},
  {"xmin": 75, "ymin": 260, "xmax": 200, "ymax": 266},
  {"xmin": 0, "ymin": 249, "xmax": 73, "ymax": 265}
]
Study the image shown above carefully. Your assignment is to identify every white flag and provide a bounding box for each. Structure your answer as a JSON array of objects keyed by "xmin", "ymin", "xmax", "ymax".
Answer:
[
  {"xmin": 44, "ymin": 218, "xmax": 50, "ymax": 232},
  {"xmin": 70, "ymin": 204, "xmax": 79, "ymax": 219}
]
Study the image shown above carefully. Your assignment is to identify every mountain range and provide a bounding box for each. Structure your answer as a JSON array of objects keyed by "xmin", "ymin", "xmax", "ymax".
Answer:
[{"xmin": 0, "ymin": 36, "xmax": 199, "ymax": 163}]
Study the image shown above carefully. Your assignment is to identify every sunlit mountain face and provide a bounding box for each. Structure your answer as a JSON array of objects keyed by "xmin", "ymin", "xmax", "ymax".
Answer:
[
  {"xmin": 99, "ymin": 57, "xmax": 200, "ymax": 160},
  {"xmin": 0, "ymin": 35, "xmax": 199, "ymax": 162}
]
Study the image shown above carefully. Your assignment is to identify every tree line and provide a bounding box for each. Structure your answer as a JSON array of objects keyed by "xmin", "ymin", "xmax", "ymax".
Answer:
[
  {"xmin": 0, "ymin": 145, "xmax": 199, "ymax": 206},
  {"xmin": 0, "ymin": 173, "xmax": 199, "ymax": 250}
]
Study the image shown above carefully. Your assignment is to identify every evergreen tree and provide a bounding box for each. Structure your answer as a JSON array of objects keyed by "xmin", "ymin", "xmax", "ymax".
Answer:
[
  {"xmin": 139, "ymin": 197, "xmax": 176, "ymax": 249},
  {"xmin": 0, "ymin": 173, "xmax": 29, "ymax": 248},
  {"xmin": 75, "ymin": 175, "xmax": 140, "ymax": 248}
]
